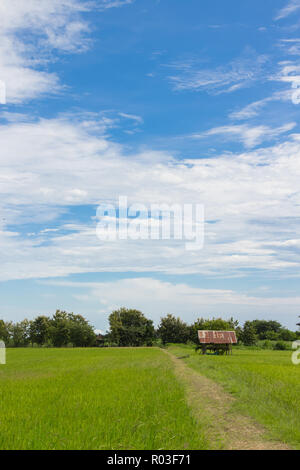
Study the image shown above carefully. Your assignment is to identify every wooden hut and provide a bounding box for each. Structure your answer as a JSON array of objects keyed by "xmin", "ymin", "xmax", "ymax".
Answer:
[{"xmin": 197, "ymin": 330, "xmax": 237, "ymax": 355}]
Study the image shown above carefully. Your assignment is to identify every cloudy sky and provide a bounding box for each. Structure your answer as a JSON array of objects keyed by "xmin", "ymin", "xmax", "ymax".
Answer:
[{"xmin": 1, "ymin": 0, "xmax": 300, "ymax": 330}]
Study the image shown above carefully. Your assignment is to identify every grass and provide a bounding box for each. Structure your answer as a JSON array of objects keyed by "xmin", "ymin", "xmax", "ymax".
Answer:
[
  {"xmin": 0, "ymin": 347, "xmax": 210, "ymax": 450},
  {"xmin": 168, "ymin": 344, "xmax": 300, "ymax": 449}
]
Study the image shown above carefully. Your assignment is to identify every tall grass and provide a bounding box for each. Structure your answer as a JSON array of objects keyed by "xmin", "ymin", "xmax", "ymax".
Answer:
[
  {"xmin": 0, "ymin": 348, "xmax": 209, "ymax": 450},
  {"xmin": 169, "ymin": 345, "xmax": 300, "ymax": 449}
]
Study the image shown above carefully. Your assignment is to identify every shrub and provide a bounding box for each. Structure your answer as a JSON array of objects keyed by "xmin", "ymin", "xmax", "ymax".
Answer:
[
  {"xmin": 261, "ymin": 340, "xmax": 273, "ymax": 350},
  {"xmin": 273, "ymin": 341, "xmax": 288, "ymax": 351}
]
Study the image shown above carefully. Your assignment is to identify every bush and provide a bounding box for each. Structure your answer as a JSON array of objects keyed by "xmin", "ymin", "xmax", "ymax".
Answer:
[
  {"xmin": 261, "ymin": 340, "xmax": 273, "ymax": 350},
  {"xmin": 265, "ymin": 331, "xmax": 280, "ymax": 341},
  {"xmin": 279, "ymin": 329, "xmax": 297, "ymax": 342},
  {"xmin": 273, "ymin": 341, "xmax": 289, "ymax": 351}
]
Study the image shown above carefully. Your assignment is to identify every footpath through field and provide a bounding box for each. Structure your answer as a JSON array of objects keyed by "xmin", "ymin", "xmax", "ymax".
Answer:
[{"xmin": 164, "ymin": 349, "xmax": 290, "ymax": 450}]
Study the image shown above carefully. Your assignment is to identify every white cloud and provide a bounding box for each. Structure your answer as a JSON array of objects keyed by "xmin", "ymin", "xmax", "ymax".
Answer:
[
  {"xmin": 275, "ymin": 0, "xmax": 300, "ymax": 20},
  {"xmin": 167, "ymin": 52, "xmax": 268, "ymax": 94},
  {"xmin": 41, "ymin": 278, "xmax": 300, "ymax": 328},
  {"xmin": 0, "ymin": 0, "xmax": 94, "ymax": 103},
  {"xmin": 279, "ymin": 39, "xmax": 300, "ymax": 56},
  {"xmin": 0, "ymin": 0, "xmax": 134, "ymax": 104},
  {"xmin": 1, "ymin": 115, "xmax": 300, "ymax": 280},
  {"xmin": 118, "ymin": 112, "xmax": 144, "ymax": 124},
  {"xmin": 97, "ymin": 0, "xmax": 135, "ymax": 9},
  {"xmin": 192, "ymin": 122, "xmax": 296, "ymax": 148},
  {"xmin": 229, "ymin": 91, "xmax": 293, "ymax": 120}
]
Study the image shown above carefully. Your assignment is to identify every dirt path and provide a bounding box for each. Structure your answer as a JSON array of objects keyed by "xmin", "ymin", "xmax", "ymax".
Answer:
[{"xmin": 164, "ymin": 349, "xmax": 290, "ymax": 450}]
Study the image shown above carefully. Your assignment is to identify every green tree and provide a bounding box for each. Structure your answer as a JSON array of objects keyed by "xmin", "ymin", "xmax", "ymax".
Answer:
[
  {"xmin": 49, "ymin": 310, "xmax": 71, "ymax": 347},
  {"xmin": 68, "ymin": 314, "xmax": 96, "ymax": 347},
  {"xmin": 0, "ymin": 320, "xmax": 11, "ymax": 344},
  {"xmin": 265, "ymin": 330, "xmax": 280, "ymax": 341},
  {"xmin": 109, "ymin": 308, "xmax": 154, "ymax": 347},
  {"xmin": 250, "ymin": 320, "xmax": 282, "ymax": 340},
  {"xmin": 29, "ymin": 316, "xmax": 51, "ymax": 345},
  {"xmin": 11, "ymin": 320, "xmax": 31, "ymax": 347},
  {"xmin": 278, "ymin": 329, "xmax": 297, "ymax": 342},
  {"xmin": 241, "ymin": 321, "xmax": 257, "ymax": 346},
  {"xmin": 157, "ymin": 314, "xmax": 189, "ymax": 344}
]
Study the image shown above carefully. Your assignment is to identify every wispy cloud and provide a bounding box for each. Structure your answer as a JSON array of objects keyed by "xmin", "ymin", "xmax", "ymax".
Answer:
[
  {"xmin": 118, "ymin": 112, "xmax": 144, "ymax": 124},
  {"xmin": 97, "ymin": 0, "xmax": 135, "ymax": 9},
  {"xmin": 275, "ymin": 0, "xmax": 300, "ymax": 20},
  {"xmin": 279, "ymin": 38, "xmax": 300, "ymax": 55},
  {"xmin": 192, "ymin": 122, "xmax": 296, "ymax": 148},
  {"xmin": 167, "ymin": 52, "xmax": 268, "ymax": 94},
  {"xmin": 229, "ymin": 90, "xmax": 292, "ymax": 120}
]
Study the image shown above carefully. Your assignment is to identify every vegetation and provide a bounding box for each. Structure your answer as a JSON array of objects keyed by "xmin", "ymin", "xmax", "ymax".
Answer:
[
  {"xmin": 0, "ymin": 348, "xmax": 209, "ymax": 450},
  {"xmin": 169, "ymin": 344, "xmax": 300, "ymax": 449},
  {"xmin": 240, "ymin": 321, "xmax": 257, "ymax": 346},
  {"xmin": 0, "ymin": 309, "xmax": 299, "ymax": 349},
  {"xmin": 157, "ymin": 314, "xmax": 189, "ymax": 344},
  {"xmin": 0, "ymin": 310, "xmax": 299, "ymax": 450},
  {"xmin": 0, "ymin": 311, "xmax": 96, "ymax": 348},
  {"xmin": 108, "ymin": 308, "xmax": 154, "ymax": 347}
]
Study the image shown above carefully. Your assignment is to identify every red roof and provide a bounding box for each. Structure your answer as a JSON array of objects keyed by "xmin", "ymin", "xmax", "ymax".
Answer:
[{"xmin": 198, "ymin": 330, "xmax": 237, "ymax": 344}]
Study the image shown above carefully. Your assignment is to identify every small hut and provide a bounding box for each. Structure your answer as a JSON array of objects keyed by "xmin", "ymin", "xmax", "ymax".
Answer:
[{"xmin": 197, "ymin": 330, "xmax": 237, "ymax": 355}]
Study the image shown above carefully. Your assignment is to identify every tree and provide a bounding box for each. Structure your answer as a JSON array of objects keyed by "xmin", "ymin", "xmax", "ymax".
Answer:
[
  {"xmin": 68, "ymin": 314, "xmax": 96, "ymax": 347},
  {"xmin": 0, "ymin": 320, "xmax": 11, "ymax": 344},
  {"xmin": 29, "ymin": 316, "xmax": 51, "ymax": 345},
  {"xmin": 265, "ymin": 330, "xmax": 280, "ymax": 341},
  {"xmin": 2, "ymin": 311, "xmax": 97, "ymax": 348},
  {"xmin": 11, "ymin": 320, "xmax": 31, "ymax": 347},
  {"xmin": 49, "ymin": 310, "xmax": 71, "ymax": 347},
  {"xmin": 241, "ymin": 321, "xmax": 257, "ymax": 346},
  {"xmin": 157, "ymin": 314, "xmax": 189, "ymax": 344},
  {"xmin": 278, "ymin": 328, "xmax": 297, "ymax": 342},
  {"xmin": 109, "ymin": 308, "xmax": 154, "ymax": 347},
  {"xmin": 250, "ymin": 320, "xmax": 282, "ymax": 340}
]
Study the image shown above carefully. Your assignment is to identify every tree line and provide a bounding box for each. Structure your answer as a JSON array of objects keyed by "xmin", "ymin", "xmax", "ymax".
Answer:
[
  {"xmin": 0, "ymin": 310, "xmax": 96, "ymax": 348},
  {"xmin": 106, "ymin": 309, "xmax": 299, "ymax": 347},
  {"xmin": 0, "ymin": 308, "xmax": 299, "ymax": 348}
]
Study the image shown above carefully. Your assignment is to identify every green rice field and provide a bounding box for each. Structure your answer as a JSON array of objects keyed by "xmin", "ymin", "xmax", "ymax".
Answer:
[
  {"xmin": 0, "ymin": 346, "xmax": 299, "ymax": 450},
  {"xmin": 0, "ymin": 347, "xmax": 209, "ymax": 450},
  {"xmin": 169, "ymin": 344, "xmax": 300, "ymax": 449}
]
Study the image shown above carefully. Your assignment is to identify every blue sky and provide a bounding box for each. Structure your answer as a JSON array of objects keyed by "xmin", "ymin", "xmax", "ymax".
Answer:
[{"xmin": 1, "ymin": 0, "xmax": 300, "ymax": 331}]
